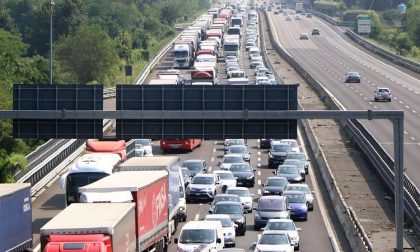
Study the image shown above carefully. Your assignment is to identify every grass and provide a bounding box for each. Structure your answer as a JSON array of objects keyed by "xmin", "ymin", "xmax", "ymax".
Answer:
[{"xmin": 362, "ymin": 36, "xmax": 420, "ymax": 63}]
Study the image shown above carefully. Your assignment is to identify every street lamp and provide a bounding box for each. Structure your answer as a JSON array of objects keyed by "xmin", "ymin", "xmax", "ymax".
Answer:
[{"xmin": 49, "ymin": 0, "xmax": 55, "ymax": 84}]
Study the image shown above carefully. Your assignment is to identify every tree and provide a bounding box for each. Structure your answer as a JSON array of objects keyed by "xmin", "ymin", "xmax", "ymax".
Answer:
[
  {"xmin": 56, "ymin": 24, "xmax": 119, "ymax": 85},
  {"xmin": 116, "ymin": 30, "xmax": 134, "ymax": 64},
  {"xmin": 406, "ymin": 1, "xmax": 420, "ymax": 46},
  {"xmin": 55, "ymin": 0, "xmax": 87, "ymax": 37},
  {"xmin": 393, "ymin": 32, "xmax": 414, "ymax": 55}
]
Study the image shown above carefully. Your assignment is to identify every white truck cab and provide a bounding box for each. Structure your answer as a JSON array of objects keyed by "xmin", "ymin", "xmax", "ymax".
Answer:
[{"xmin": 175, "ymin": 221, "xmax": 224, "ymax": 252}]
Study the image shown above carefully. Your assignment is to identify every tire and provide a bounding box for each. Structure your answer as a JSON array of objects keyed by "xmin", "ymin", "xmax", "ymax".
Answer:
[
  {"xmin": 296, "ymin": 244, "xmax": 300, "ymax": 251},
  {"xmin": 254, "ymin": 225, "xmax": 260, "ymax": 231}
]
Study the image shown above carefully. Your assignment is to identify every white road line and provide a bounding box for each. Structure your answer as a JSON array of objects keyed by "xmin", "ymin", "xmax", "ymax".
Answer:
[
  {"xmin": 211, "ymin": 157, "xmax": 214, "ymax": 162},
  {"xmin": 258, "ymin": 157, "xmax": 261, "ymax": 162},
  {"xmin": 258, "ymin": 179, "xmax": 261, "ymax": 185},
  {"xmin": 208, "ymin": 166, "xmax": 212, "ymax": 172},
  {"xmin": 195, "ymin": 214, "xmax": 200, "ymax": 221},
  {"xmin": 213, "ymin": 148, "xmax": 216, "ymax": 153},
  {"xmin": 410, "ymin": 137, "xmax": 416, "ymax": 141},
  {"xmin": 258, "ymin": 189, "xmax": 261, "ymax": 195},
  {"xmin": 404, "ymin": 131, "xmax": 408, "ymax": 135},
  {"xmin": 214, "ymin": 141, "xmax": 218, "ymax": 145},
  {"xmin": 257, "ymin": 151, "xmax": 261, "ymax": 155},
  {"xmin": 258, "ymin": 170, "xmax": 261, "ymax": 176},
  {"xmin": 257, "ymin": 163, "xmax": 261, "ymax": 168}
]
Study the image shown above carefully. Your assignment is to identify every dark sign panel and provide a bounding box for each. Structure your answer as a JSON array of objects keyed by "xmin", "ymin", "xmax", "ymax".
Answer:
[{"xmin": 13, "ymin": 84, "xmax": 103, "ymax": 139}]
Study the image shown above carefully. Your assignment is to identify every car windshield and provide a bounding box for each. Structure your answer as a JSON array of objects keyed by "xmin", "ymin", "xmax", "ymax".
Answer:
[
  {"xmin": 258, "ymin": 199, "xmax": 286, "ymax": 211},
  {"xmin": 223, "ymin": 156, "xmax": 243, "ymax": 163},
  {"xmin": 217, "ymin": 172, "xmax": 234, "ymax": 180},
  {"xmin": 214, "ymin": 204, "xmax": 242, "ymax": 214},
  {"xmin": 226, "ymin": 140, "xmax": 245, "ymax": 146},
  {"xmin": 183, "ymin": 162, "xmax": 203, "ymax": 171},
  {"xmin": 206, "ymin": 218, "xmax": 232, "ymax": 227},
  {"xmin": 267, "ymin": 222, "xmax": 295, "ymax": 231},
  {"xmin": 266, "ymin": 179, "xmax": 287, "ymax": 187},
  {"xmin": 192, "ymin": 176, "xmax": 214, "ymax": 185},
  {"xmin": 259, "ymin": 233, "xmax": 289, "ymax": 245},
  {"xmin": 135, "ymin": 139, "xmax": 150, "ymax": 146},
  {"xmin": 181, "ymin": 169, "xmax": 189, "ymax": 176},
  {"xmin": 349, "ymin": 72, "xmax": 359, "ymax": 76},
  {"xmin": 227, "ymin": 189, "xmax": 249, "ymax": 197},
  {"xmin": 286, "ymin": 153, "xmax": 305, "ymax": 161},
  {"xmin": 283, "ymin": 160, "xmax": 303, "ymax": 168},
  {"xmin": 287, "ymin": 186, "xmax": 310, "ymax": 193},
  {"xmin": 378, "ymin": 88, "xmax": 389, "ymax": 92},
  {"xmin": 230, "ymin": 164, "xmax": 251, "ymax": 172},
  {"xmin": 285, "ymin": 194, "xmax": 306, "ymax": 203},
  {"xmin": 179, "ymin": 229, "xmax": 215, "ymax": 244},
  {"xmin": 277, "ymin": 166, "xmax": 298, "ymax": 174},
  {"xmin": 281, "ymin": 140, "xmax": 298, "ymax": 147},
  {"xmin": 272, "ymin": 144, "xmax": 290, "ymax": 152},
  {"xmin": 229, "ymin": 146, "xmax": 247, "ymax": 154},
  {"xmin": 214, "ymin": 195, "xmax": 239, "ymax": 203}
]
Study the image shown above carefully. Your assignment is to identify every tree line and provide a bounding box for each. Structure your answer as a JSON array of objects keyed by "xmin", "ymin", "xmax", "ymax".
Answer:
[{"xmin": 0, "ymin": 0, "xmax": 211, "ymax": 182}]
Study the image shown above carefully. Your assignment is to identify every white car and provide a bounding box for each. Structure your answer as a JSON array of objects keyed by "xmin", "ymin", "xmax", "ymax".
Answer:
[
  {"xmin": 253, "ymin": 230, "xmax": 295, "ymax": 252},
  {"xmin": 219, "ymin": 154, "xmax": 246, "ymax": 170},
  {"xmin": 226, "ymin": 187, "xmax": 254, "ymax": 213},
  {"xmin": 285, "ymin": 183, "xmax": 315, "ymax": 211},
  {"xmin": 213, "ymin": 170, "xmax": 237, "ymax": 191},
  {"xmin": 374, "ymin": 87, "xmax": 392, "ymax": 102},
  {"xmin": 280, "ymin": 139, "xmax": 300, "ymax": 152},
  {"xmin": 133, "ymin": 139, "xmax": 153, "ymax": 156},
  {"xmin": 205, "ymin": 214, "xmax": 237, "ymax": 247},
  {"xmin": 264, "ymin": 219, "xmax": 301, "ymax": 250},
  {"xmin": 186, "ymin": 173, "xmax": 220, "ymax": 202}
]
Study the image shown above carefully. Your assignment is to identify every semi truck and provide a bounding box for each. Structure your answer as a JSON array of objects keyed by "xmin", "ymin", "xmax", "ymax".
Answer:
[
  {"xmin": 85, "ymin": 139, "xmax": 127, "ymax": 161},
  {"xmin": 60, "ymin": 153, "xmax": 121, "ymax": 205},
  {"xmin": 191, "ymin": 69, "xmax": 219, "ymax": 85},
  {"xmin": 296, "ymin": 2, "xmax": 304, "ymax": 13},
  {"xmin": 0, "ymin": 183, "xmax": 32, "ymax": 252},
  {"xmin": 78, "ymin": 171, "xmax": 170, "ymax": 252},
  {"xmin": 173, "ymin": 41, "xmax": 194, "ymax": 69},
  {"xmin": 223, "ymin": 34, "xmax": 241, "ymax": 57},
  {"xmin": 40, "ymin": 203, "xmax": 137, "ymax": 252}
]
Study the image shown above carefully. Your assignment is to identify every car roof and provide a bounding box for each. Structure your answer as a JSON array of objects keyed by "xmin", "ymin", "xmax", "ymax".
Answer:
[
  {"xmin": 183, "ymin": 159, "xmax": 204, "ymax": 163},
  {"xmin": 283, "ymin": 190, "xmax": 305, "ymax": 195},
  {"xmin": 278, "ymin": 164, "xmax": 298, "ymax": 168},
  {"xmin": 205, "ymin": 214, "xmax": 231, "ymax": 220},
  {"xmin": 223, "ymin": 153, "xmax": 243, "ymax": 158},
  {"xmin": 260, "ymin": 195, "xmax": 286, "ymax": 200},
  {"xmin": 215, "ymin": 201, "xmax": 242, "ymax": 206},
  {"xmin": 228, "ymin": 186, "xmax": 249, "ymax": 191},
  {"xmin": 267, "ymin": 218, "xmax": 294, "ymax": 223},
  {"xmin": 261, "ymin": 229, "xmax": 290, "ymax": 235},
  {"xmin": 194, "ymin": 173, "xmax": 215, "ymax": 178},
  {"xmin": 286, "ymin": 183, "xmax": 309, "ymax": 188},
  {"xmin": 267, "ymin": 176, "xmax": 288, "ymax": 181},
  {"xmin": 214, "ymin": 194, "xmax": 239, "ymax": 198}
]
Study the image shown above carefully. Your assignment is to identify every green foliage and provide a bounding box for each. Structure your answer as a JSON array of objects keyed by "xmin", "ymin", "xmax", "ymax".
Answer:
[
  {"xmin": 116, "ymin": 31, "xmax": 134, "ymax": 64},
  {"xmin": 392, "ymin": 32, "xmax": 414, "ymax": 55},
  {"xmin": 406, "ymin": 1, "xmax": 420, "ymax": 46},
  {"xmin": 56, "ymin": 24, "xmax": 119, "ymax": 85}
]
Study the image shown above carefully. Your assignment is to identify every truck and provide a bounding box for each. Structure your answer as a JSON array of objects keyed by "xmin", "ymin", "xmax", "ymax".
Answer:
[
  {"xmin": 296, "ymin": 2, "xmax": 304, "ymax": 13},
  {"xmin": 0, "ymin": 183, "xmax": 32, "ymax": 252},
  {"xmin": 227, "ymin": 26, "xmax": 242, "ymax": 40},
  {"xmin": 223, "ymin": 35, "xmax": 241, "ymax": 58},
  {"xmin": 156, "ymin": 69, "xmax": 184, "ymax": 85},
  {"xmin": 85, "ymin": 139, "xmax": 127, "ymax": 161},
  {"xmin": 118, "ymin": 157, "xmax": 187, "ymax": 225},
  {"xmin": 60, "ymin": 152, "xmax": 122, "ymax": 205},
  {"xmin": 191, "ymin": 69, "xmax": 219, "ymax": 85},
  {"xmin": 231, "ymin": 16, "xmax": 243, "ymax": 27},
  {"xmin": 173, "ymin": 41, "xmax": 194, "ymax": 68},
  {"xmin": 40, "ymin": 203, "xmax": 137, "ymax": 252}
]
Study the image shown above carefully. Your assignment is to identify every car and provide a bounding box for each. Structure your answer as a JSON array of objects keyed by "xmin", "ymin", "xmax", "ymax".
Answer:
[
  {"xmin": 219, "ymin": 154, "xmax": 246, "ymax": 170},
  {"xmin": 226, "ymin": 65, "xmax": 241, "ymax": 75},
  {"xmin": 264, "ymin": 219, "xmax": 301, "ymax": 250},
  {"xmin": 285, "ymin": 16, "xmax": 292, "ymax": 21},
  {"xmin": 263, "ymin": 176, "xmax": 289, "ymax": 195},
  {"xmin": 213, "ymin": 170, "xmax": 237, "ymax": 192},
  {"xmin": 306, "ymin": 13, "xmax": 312, "ymax": 18},
  {"xmin": 255, "ymin": 67, "xmax": 270, "ymax": 76},
  {"xmin": 228, "ymin": 70, "xmax": 247, "ymax": 79},
  {"xmin": 209, "ymin": 201, "xmax": 247, "ymax": 236},
  {"xmin": 250, "ymin": 55, "xmax": 263, "ymax": 63},
  {"xmin": 256, "ymin": 80, "xmax": 275, "ymax": 85},
  {"xmin": 295, "ymin": 15, "xmax": 301, "ymax": 20},
  {"xmin": 345, "ymin": 71, "xmax": 361, "ymax": 83},
  {"xmin": 133, "ymin": 139, "xmax": 153, "ymax": 156},
  {"xmin": 224, "ymin": 139, "xmax": 247, "ymax": 153},
  {"xmin": 229, "ymin": 163, "xmax": 256, "ymax": 187},
  {"xmin": 285, "ymin": 152, "xmax": 309, "ymax": 174},
  {"xmin": 312, "ymin": 28, "xmax": 320, "ymax": 35},
  {"xmin": 175, "ymin": 220, "xmax": 224, "ymax": 251},
  {"xmin": 218, "ymin": 249, "xmax": 245, "ymax": 252},
  {"xmin": 253, "ymin": 196, "xmax": 290, "ymax": 230},
  {"xmin": 205, "ymin": 214, "xmax": 237, "ymax": 247},
  {"xmin": 259, "ymin": 139, "xmax": 272, "ymax": 149},
  {"xmin": 282, "ymin": 191, "xmax": 308, "ymax": 221},
  {"xmin": 226, "ymin": 187, "xmax": 254, "ymax": 213},
  {"xmin": 299, "ymin": 32, "xmax": 309, "ymax": 40},
  {"xmin": 181, "ymin": 167, "xmax": 191, "ymax": 188},
  {"xmin": 248, "ymin": 47, "xmax": 261, "ymax": 59},
  {"xmin": 209, "ymin": 194, "xmax": 242, "ymax": 213},
  {"xmin": 250, "ymin": 59, "xmax": 263, "ymax": 69},
  {"xmin": 182, "ymin": 159, "xmax": 208, "ymax": 177},
  {"xmin": 374, "ymin": 87, "xmax": 392, "ymax": 102},
  {"xmin": 246, "ymin": 41, "xmax": 256, "ymax": 51},
  {"xmin": 267, "ymin": 74, "xmax": 276, "ymax": 84},
  {"xmin": 283, "ymin": 159, "xmax": 305, "ymax": 176},
  {"xmin": 268, "ymin": 142, "xmax": 292, "ymax": 168},
  {"xmin": 227, "ymin": 145, "xmax": 251, "ymax": 163},
  {"xmin": 225, "ymin": 55, "xmax": 238, "ymax": 63},
  {"xmin": 186, "ymin": 173, "xmax": 220, "ymax": 202},
  {"xmin": 256, "ymin": 76, "xmax": 269, "ymax": 85},
  {"xmin": 285, "ymin": 183, "xmax": 315, "ymax": 211},
  {"xmin": 279, "ymin": 139, "xmax": 300, "ymax": 152},
  {"xmin": 274, "ymin": 11, "xmax": 279, "ymax": 14},
  {"xmin": 274, "ymin": 164, "xmax": 305, "ymax": 183}
]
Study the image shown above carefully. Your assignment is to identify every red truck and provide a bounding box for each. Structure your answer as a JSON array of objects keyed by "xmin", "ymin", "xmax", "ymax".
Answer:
[
  {"xmin": 41, "ymin": 170, "xmax": 171, "ymax": 252},
  {"xmin": 40, "ymin": 203, "xmax": 136, "ymax": 252},
  {"xmin": 85, "ymin": 140, "xmax": 127, "ymax": 161}
]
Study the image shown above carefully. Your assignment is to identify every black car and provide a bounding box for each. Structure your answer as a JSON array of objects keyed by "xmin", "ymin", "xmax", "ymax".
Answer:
[
  {"xmin": 274, "ymin": 165, "xmax": 305, "ymax": 183},
  {"xmin": 263, "ymin": 176, "xmax": 288, "ymax": 195},
  {"xmin": 210, "ymin": 201, "xmax": 247, "ymax": 236},
  {"xmin": 268, "ymin": 142, "xmax": 292, "ymax": 168},
  {"xmin": 181, "ymin": 167, "xmax": 191, "ymax": 188},
  {"xmin": 182, "ymin": 159, "xmax": 208, "ymax": 177},
  {"xmin": 224, "ymin": 139, "xmax": 247, "ymax": 154},
  {"xmin": 229, "ymin": 163, "xmax": 256, "ymax": 187}
]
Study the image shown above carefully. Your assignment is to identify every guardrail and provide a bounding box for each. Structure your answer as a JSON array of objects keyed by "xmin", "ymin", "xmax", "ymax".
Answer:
[{"xmin": 262, "ymin": 10, "xmax": 377, "ymax": 251}]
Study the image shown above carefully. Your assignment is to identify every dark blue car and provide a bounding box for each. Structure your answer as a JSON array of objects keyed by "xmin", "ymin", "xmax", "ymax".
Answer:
[
  {"xmin": 345, "ymin": 71, "xmax": 361, "ymax": 83},
  {"xmin": 283, "ymin": 191, "xmax": 308, "ymax": 221}
]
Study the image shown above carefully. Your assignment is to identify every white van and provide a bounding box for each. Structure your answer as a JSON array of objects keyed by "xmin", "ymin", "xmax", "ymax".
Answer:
[{"xmin": 175, "ymin": 221, "xmax": 224, "ymax": 251}]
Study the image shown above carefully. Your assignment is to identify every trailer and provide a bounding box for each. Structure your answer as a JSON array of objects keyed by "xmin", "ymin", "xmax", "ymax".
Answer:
[
  {"xmin": 0, "ymin": 183, "xmax": 32, "ymax": 252},
  {"xmin": 78, "ymin": 170, "xmax": 170, "ymax": 251},
  {"xmin": 40, "ymin": 203, "xmax": 136, "ymax": 252}
]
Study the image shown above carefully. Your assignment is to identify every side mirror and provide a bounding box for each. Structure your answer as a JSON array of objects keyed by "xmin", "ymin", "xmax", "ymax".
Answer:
[
  {"xmin": 312, "ymin": 191, "xmax": 315, "ymax": 194},
  {"xmin": 297, "ymin": 228, "xmax": 302, "ymax": 232},
  {"xmin": 174, "ymin": 238, "xmax": 179, "ymax": 244},
  {"xmin": 216, "ymin": 238, "xmax": 222, "ymax": 244},
  {"xmin": 243, "ymin": 209, "xmax": 247, "ymax": 214},
  {"xmin": 249, "ymin": 152, "xmax": 252, "ymax": 154},
  {"xmin": 209, "ymin": 209, "xmax": 214, "ymax": 214},
  {"xmin": 218, "ymin": 161, "xmax": 221, "ymax": 166},
  {"xmin": 253, "ymin": 169, "xmax": 257, "ymax": 172},
  {"xmin": 272, "ymin": 171, "xmax": 276, "ymax": 174},
  {"xmin": 60, "ymin": 174, "xmax": 68, "ymax": 190},
  {"xmin": 250, "ymin": 193, "xmax": 255, "ymax": 197}
]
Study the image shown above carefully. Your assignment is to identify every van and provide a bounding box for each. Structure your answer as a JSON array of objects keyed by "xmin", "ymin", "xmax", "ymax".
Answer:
[{"xmin": 175, "ymin": 221, "xmax": 224, "ymax": 251}]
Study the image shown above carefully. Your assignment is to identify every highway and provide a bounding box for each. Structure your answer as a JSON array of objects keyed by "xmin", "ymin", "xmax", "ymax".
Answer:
[{"xmin": 266, "ymin": 11, "xmax": 420, "ymax": 190}]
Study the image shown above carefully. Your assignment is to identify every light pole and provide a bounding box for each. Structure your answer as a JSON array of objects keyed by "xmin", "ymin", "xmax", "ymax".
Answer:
[{"xmin": 49, "ymin": 1, "xmax": 55, "ymax": 84}]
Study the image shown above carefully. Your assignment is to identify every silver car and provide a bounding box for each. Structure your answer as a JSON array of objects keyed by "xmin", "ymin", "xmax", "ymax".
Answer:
[
  {"xmin": 374, "ymin": 87, "xmax": 392, "ymax": 102},
  {"xmin": 285, "ymin": 183, "xmax": 315, "ymax": 211},
  {"xmin": 226, "ymin": 187, "xmax": 254, "ymax": 213},
  {"xmin": 285, "ymin": 152, "xmax": 309, "ymax": 174},
  {"xmin": 264, "ymin": 219, "xmax": 301, "ymax": 250}
]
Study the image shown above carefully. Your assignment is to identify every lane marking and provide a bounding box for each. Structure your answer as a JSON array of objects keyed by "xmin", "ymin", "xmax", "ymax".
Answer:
[
  {"xmin": 258, "ymin": 179, "xmax": 261, "ymax": 185},
  {"xmin": 208, "ymin": 166, "xmax": 212, "ymax": 172},
  {"xmin": 258, "ymin": 189, "xmax": 261, "ymax": 195},
  {"xmin": 211, "ymin": 157, "xmax": 215, "ymax": 162},
  {"xmin": 258, "ymin": 170, "xmax": 261, "ymax": 176},
  {"xmin": 195, "ymin": 214, "xmax": 200, "ymax": 221},
  {"xmin": 213, "ymin": 148, "xmax": 216, "ymax": 153}
]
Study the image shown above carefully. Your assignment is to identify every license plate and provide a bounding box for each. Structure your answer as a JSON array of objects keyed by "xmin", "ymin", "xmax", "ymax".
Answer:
[
  {"xmin": 170, "ymin": 144, "xmax": 181, "ymax": 148},
  {"xmin": 194, "ymin": 193, "xmax": 201, "ymax": 196}
]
